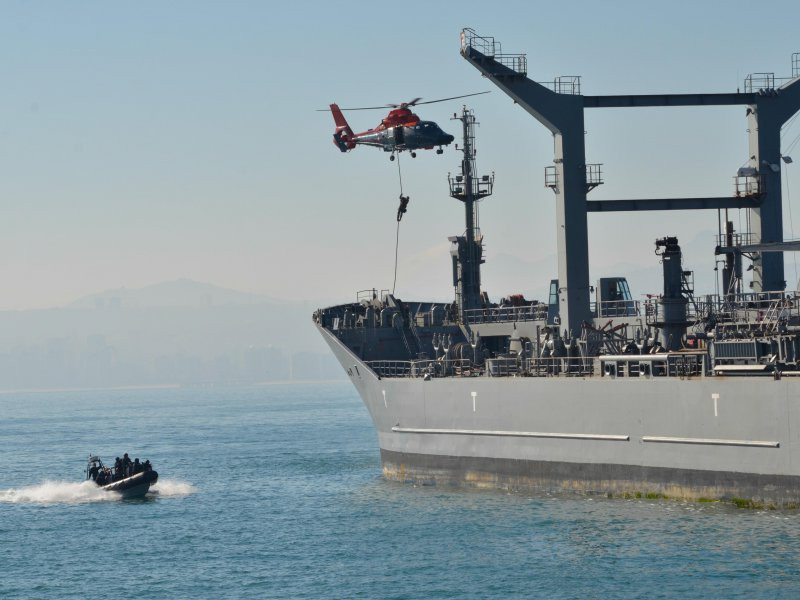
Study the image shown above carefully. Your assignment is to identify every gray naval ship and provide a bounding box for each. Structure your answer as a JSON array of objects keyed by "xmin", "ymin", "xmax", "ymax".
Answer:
[{"xmin": 315, "ymin": 30, "xmax": 800, "ymax": 505}]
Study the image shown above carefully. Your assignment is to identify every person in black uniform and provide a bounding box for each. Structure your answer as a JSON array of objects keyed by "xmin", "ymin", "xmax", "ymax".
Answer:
[{"xmin": 122, "ymin": 453, "xmax": 132, "ymax": 477}]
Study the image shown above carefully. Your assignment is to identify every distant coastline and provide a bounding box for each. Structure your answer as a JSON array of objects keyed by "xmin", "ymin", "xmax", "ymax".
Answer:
[{"xmin": 0, "ymin": 380, "xmax": 348, "ymax": 395}]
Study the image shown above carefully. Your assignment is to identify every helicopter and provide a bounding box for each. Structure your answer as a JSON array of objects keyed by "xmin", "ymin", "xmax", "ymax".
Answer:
[{"xmin": 322, "ymin": 92, "xmax": 489, "ymax": 160}]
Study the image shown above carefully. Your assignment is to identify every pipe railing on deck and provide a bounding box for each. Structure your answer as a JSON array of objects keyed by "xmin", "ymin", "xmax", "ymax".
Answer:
[{"xmin": 463, "ymin": 305, "xmax": 548, "ymax": 324}]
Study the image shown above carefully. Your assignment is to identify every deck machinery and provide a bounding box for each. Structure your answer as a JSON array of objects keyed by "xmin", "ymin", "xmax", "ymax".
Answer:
[{"xmin": 314, "ymin": 30, "xmax": 800, "ymax": 505}]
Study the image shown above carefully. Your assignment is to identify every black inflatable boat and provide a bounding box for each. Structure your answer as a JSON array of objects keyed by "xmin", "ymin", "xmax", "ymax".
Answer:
[{"xmin": 86, "ymin": 455, "xmax": 159, "ymax": 499}]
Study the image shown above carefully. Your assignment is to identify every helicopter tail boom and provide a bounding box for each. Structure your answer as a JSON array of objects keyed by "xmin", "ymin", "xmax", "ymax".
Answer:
[{"xmin": 330, "ymin": 103, "xmax": 356, "ymax": 152}]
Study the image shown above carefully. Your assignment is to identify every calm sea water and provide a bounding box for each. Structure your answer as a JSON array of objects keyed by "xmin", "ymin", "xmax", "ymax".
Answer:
[{"xmin": 2, "ymin": 383, "xmax": 800, "ymax": 599}]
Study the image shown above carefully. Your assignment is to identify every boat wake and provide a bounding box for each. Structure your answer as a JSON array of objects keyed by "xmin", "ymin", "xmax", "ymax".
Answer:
[
  {"xmin": 0, "ymin": 480, "xmax": 119, "ymax": 504},
  {"xmin": 148, "ymin": 479, "xmax": 195, "ymax": 497},
  {"xmin": 0, "ymin": 478, "xmax": 195, "ymax": 504}
]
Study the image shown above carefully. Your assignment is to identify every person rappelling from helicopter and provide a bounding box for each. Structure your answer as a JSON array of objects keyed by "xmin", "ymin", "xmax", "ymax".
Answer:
[{"xmin": 396, "ymin": 195, "xmax": 409, "ymax": 222}]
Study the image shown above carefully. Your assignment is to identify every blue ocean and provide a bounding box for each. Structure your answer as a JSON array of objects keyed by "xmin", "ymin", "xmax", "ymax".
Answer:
[{"xmin": 2, "ymin": 383, "xmax": 800, "ymax": 599}]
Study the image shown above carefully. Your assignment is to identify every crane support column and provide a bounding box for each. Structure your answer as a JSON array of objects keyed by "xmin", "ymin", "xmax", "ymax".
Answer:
[
  {"xmin": 746, "ymin": 78, "xmax": 800, "ymax": 291},
  {"xmin": 460, "ymin": 30, "xmax": 592, "ymax": 337}
]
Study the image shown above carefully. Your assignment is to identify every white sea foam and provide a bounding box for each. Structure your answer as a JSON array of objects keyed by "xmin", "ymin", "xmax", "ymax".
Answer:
[
  {"xmin": 0, "ymin": 478, "xmax": 195, "ymax": 504},
  {"xmin": 149, "ymin": 479, "xmax": 195, "ymax": 497},
  {"xmin": 0, "ymin": 480, "xmax": 120, "ymax": 504}
]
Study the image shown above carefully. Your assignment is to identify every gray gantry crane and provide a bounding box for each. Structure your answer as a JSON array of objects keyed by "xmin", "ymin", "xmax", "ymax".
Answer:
[{"xmin": 460, "ymin": 28, "xmax": 800, "ymax": 338}]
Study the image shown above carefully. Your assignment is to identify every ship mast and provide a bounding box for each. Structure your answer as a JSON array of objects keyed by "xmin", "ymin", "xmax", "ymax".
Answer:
[{"xmin": 448, "ymin": 107, "xmax": 494, "ymax": 321}]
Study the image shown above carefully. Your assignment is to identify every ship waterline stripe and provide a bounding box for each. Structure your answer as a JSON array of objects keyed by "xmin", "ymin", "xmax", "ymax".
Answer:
[
  {"xmin": 391, "ymin": 427, "xmax": 629, "ymax": 442},
  {"xmin": 642, "ymin": 435, "xmax": 779, "ymax": 448}
]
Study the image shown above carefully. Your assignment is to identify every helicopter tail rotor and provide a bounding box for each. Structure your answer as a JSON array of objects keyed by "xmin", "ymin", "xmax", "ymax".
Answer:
[{"xmin": 330, "ymin": 103, "xmax": 356, "ymax": 152}]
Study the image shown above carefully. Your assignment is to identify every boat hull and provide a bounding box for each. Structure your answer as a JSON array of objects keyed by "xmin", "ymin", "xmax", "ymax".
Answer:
[
  {"xmin": 319, "ymin": 325, "xmax": 800, "ymax": 506},
  {"xmin": 380, "ymin": 449, "xmax": 800, "ymax": 505},
  {"xmin": 102, "ymin": 470, "xmax": 158, "ymax": 499}
]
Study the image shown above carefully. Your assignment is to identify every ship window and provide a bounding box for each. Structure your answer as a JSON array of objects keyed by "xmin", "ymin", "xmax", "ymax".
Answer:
[
  {"xmin": 619, "ymin": 279, "xmax": 632, "ymax": 301},
  {"xmin": 549, "ymin": 281, "xmax": 558, "ymax": 305},
  {"xmin": 602, "ymin": 278, "xmax": 631, "ymax": 302}
]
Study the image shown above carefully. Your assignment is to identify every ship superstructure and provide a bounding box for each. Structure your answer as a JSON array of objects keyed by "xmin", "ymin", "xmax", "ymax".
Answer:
[{"xmin": 314, "ymin": 30, "xmax": 800, "ymax": 505}]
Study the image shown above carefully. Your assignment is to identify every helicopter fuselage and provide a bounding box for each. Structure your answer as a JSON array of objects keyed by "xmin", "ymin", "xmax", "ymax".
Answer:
[
  {"xmin": 330, "ymin": 104, "xmax": 455, "ymax": 155},
  {"xmin": 353, "ymin": 120, "xmax": 455, "ymax": 152}
]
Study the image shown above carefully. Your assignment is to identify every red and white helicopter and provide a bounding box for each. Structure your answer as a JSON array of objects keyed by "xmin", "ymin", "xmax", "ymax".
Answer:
[{"xmin": 322, "ymin": 92, "xmax": 489, "ymax": 160}]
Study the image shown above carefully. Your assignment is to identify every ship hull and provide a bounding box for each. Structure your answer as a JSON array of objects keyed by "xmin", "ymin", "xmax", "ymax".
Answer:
[{"xmin": 319, "ymin": 326, "xmax": 800, "ymax": 505}]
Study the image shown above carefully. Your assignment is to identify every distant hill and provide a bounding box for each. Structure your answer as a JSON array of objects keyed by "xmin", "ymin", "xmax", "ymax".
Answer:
[
  {"xmin": 0, "ymin": 279, "xmax": 345, "ymax": 390},
  {"xmin": 67, "ymin": 278, "xmax": 277, "ymax": 309}
]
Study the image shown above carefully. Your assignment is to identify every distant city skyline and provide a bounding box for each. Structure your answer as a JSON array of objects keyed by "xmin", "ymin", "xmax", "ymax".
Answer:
[{"xmin": 2, "ymin": 1, "xmax": 799, "ymax": 310}]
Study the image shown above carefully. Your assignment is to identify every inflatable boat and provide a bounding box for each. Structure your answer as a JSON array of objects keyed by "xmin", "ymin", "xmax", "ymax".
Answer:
[{"xmin": 86, "ymin": 455, "xmax": 158, "ymax": 499}]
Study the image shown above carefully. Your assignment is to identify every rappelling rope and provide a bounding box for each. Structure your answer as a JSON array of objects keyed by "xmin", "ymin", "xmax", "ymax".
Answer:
[
  {"xmin": 393, "ymin": 220, "xmax": 401, "ymax": 295},
  {"xmin": 396, "ymin": 151, "xmax": 404, "ymax": 197},
  {"xmin": 392, "ymin": 153, "xmax": 405, "ymax": 295}
]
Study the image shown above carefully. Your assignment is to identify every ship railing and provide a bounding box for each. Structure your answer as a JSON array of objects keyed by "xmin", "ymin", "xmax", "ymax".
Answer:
[
  {"xmin": 694, "ymin": 292, "xmax": 800, "ymax": 327},
  {"xmin": 486, "ymin": 357, "xmax": 520, "ymax": 376},
  {"xmin": 495, "ymin": 54, "xmax": 527, "ymax": 76},
  {"xmin": 734, "ymin": 174, "xmax": 763, "ymax": 197},
  {"xmin": 411, "ymin": 358, "xmax": 477, "ymax": 378},
  {"xmin": 486, "ymin": 356, "xmax": 595, "ymax": 377},
  {"xmin": 366, "ymin": 359, "xmax": 478, "ymax": 378},
  {"xmin": 599, "ymin": 353, "xmax": 707, "ymax": 378},
  {"xmin": 365, "ymin": 360, "xmax": 413, "ymax": 378},
  {"xmin": 460, "ymin": 29, "xmax": 527, "ymax": 76},
  {"xmin": 526, "ymin": 356, "xmax": 595, "ymax": 377},
  {"xmin": 744, "ymin": 72, "xmax": 794, "ymax": 93},
  {"xmin": 643, "ymin": 299, "xmax": 704, "ymax": 325},
  {"xmin": 592, "ymin": 299, "xmax": 641, "ymax": 318},
  {"xmin": 714, "ymin": 232, "xmax": 758, "ymax": 247},
  {"xmin": 463, "ymin": 305, "xmax": 548, "ymax": 324},
  {"xmin": 707, "ymin": 291, "xmax": 796, "ymax": 308},
  {"xmin": 537, "ymin": 75, "xmax": 581, "ymax": 95},
  {"xmin": 356, "ymin": 288, "xmax": 389, "ymax": 304},
  {"xmin": 461, "ymin": 28, "xmax": 499, "ymax": 57}
]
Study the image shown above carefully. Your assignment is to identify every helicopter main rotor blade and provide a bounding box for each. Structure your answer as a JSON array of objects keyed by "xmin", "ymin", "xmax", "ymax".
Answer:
[
  {"xmin": 315, "ymin": 91, "xmax": 490, "ymax": 112},
  {"xmin": 413, "ymin": 91, "xmax": 491, "ymax": 106},
  {"xmin": 315, "ymin": 104, "xmax": 393, "ymax": 111}
]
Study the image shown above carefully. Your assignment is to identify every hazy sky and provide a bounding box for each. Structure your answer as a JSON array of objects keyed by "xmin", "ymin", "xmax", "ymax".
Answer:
[{"xmin": 1, "ymin": 0, "xmax": 799, "ymax": 310}]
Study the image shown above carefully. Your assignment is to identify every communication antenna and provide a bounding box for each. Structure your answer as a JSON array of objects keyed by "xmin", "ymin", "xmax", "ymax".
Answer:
[{"xmin": 447, "ymin": 107, "xmax": 494, "ymax": 320}]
